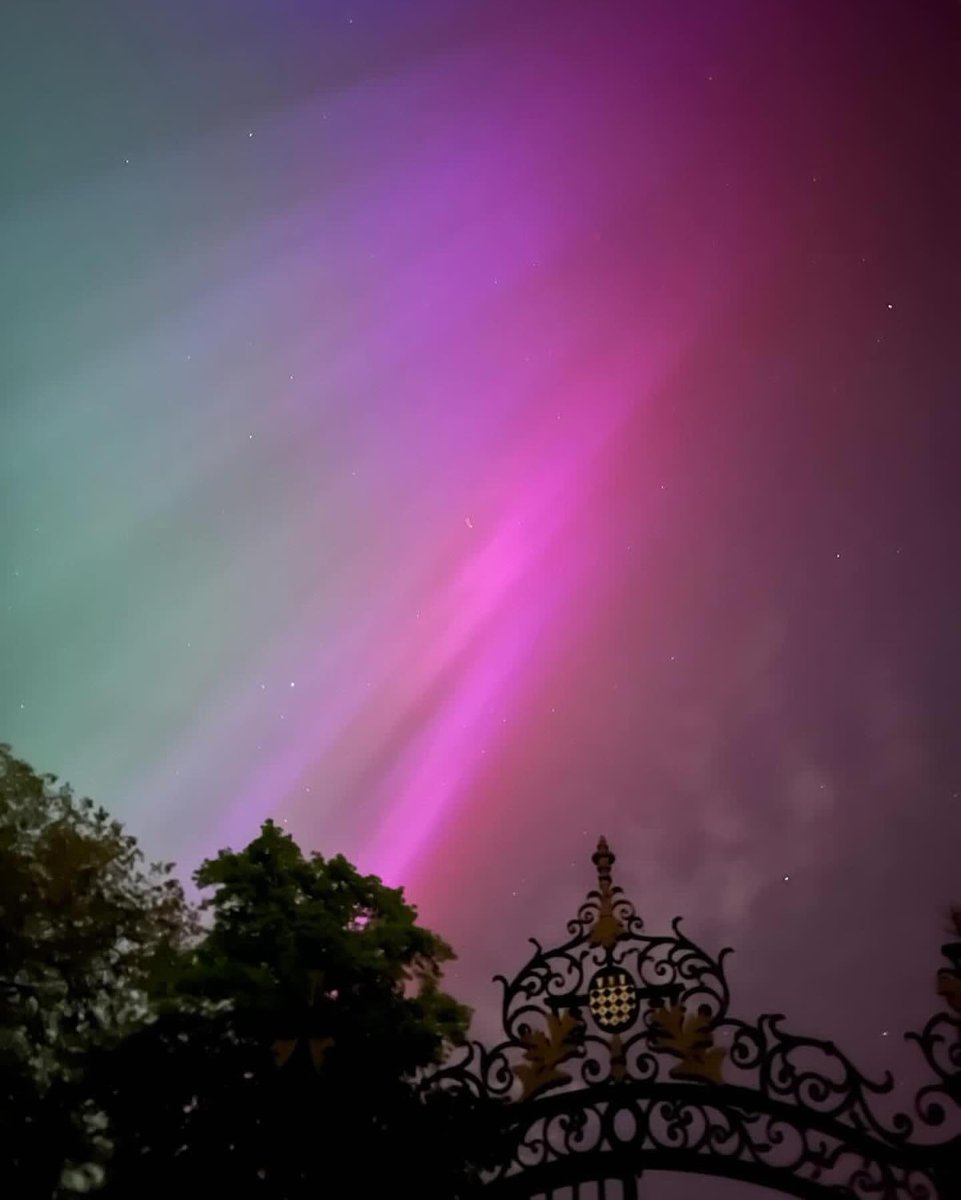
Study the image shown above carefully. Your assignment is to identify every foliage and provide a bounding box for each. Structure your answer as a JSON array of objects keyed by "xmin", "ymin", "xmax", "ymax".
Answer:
[
  {"xmin": 1, "ymin": 747, "xmax": 499, "ymax": 1197},
  {"xmin": 90, "ymin": 819, "xmax": 498, "ymax": 1199},
  {"xmin": 0, "ymin": 743, "xmax": 193, "ymax": 1197}
]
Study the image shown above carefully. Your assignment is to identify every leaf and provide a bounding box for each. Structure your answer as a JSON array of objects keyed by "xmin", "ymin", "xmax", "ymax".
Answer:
[
  {"xmin": 515, "ymin": 1010, "xmax": 584, "ymax": 1099},
  {"xmin": 649, "ymin": 1002, "xmax": 725, "ymax": 1084}
]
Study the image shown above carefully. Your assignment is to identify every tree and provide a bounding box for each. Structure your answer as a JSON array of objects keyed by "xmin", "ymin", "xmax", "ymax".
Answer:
[
  {"xmin": 0, "ymin": 743, "xmax": 193, "ymax": 1197},
  {"xmin": 92, "ymin": 820, "xmax": 499, "ymax": 1198}
]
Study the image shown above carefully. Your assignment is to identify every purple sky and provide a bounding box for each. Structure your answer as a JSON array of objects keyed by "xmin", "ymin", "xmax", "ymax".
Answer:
[{"xmin": 3, "ymin": 3, "xmax": 960, "ymax": 1194}]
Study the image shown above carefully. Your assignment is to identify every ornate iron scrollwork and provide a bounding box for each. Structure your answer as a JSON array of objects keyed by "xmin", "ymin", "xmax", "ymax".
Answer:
[{"xmin": 430, "ymin": 838, "xmax": 961, "ymax": 1198}]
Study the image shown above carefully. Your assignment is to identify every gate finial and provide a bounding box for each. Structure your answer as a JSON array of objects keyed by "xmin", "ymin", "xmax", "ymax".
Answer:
[
  {"xmin": 592, "ymin": 835, "xmax": 615, "ymax": 889},
  {"xmin": 589, "ymin": 836, "xmax": 624, "ymax": 949}
]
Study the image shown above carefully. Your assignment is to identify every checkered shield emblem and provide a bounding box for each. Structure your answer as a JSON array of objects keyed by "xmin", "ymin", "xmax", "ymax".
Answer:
[{"xmin": 587, "ymin": 967, "xmax": 640, "ymax": 1034}]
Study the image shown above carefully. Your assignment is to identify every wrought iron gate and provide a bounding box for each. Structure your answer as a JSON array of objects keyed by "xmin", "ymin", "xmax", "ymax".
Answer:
[{"xmin": 434, "ymin": 839, "xmax": 961, "ymax": 1198}]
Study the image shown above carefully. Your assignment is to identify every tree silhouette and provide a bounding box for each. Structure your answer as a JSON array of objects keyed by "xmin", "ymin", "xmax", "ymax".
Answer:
[
  {"xmin": 89, "ymin": 819, "xmax": 497, "ymax": 1199},
  {"xmin": 0, "ymin": 743, "xmax": 192, "ymax": 1197}
]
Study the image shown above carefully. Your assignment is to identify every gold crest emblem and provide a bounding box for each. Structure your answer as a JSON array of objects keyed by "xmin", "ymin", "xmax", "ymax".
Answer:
[{"xmin": 588, "ymin": 967, "xmax": 639, "ymax": 1034}]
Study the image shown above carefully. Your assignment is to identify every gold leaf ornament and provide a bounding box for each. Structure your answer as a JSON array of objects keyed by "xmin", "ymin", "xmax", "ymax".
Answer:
[
  {"xmin": 515, "ymin": 1010, "xmax": 584, "ymax": 1100},
  {"xmin": 272, "ymin": 1035, "xmax": 335, "ymax": 1071},
  {"xmin": 273, "ymin": 970, "xmax": 336, "ymax": 1072},
  {"xmin": 649, "ymin": 1001, "xmax": 725, "ymax": 1085}
]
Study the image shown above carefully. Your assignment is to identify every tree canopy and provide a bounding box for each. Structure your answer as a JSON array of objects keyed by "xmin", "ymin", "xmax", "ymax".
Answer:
[
  {"xmin": 92, "ymin": 819, "xmax": 491, "ymax": 1198},
  {"xmin": 0, "ymin": 742, "xmax": 192, "ymax": 1196},
  {"xmin": 1, "ymin": 745, "xmax": 496, "ymax": 1198}
]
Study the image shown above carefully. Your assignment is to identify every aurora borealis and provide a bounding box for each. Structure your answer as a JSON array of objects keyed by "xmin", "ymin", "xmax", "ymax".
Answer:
[{"xmin": 2, "ymin": 5, "xmax": 960, "ymax": 1191}]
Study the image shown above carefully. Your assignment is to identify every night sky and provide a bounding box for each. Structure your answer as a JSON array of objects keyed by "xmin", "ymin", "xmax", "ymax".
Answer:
[{"xmin": 2, "ymin": 4, "xmax": 960, "ymax": 1194}]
